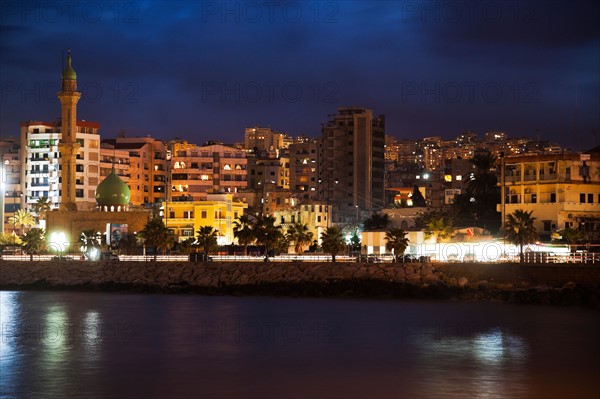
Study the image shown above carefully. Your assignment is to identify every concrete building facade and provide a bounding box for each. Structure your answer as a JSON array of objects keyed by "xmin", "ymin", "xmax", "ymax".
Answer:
[{"xmin": 319, "ymin": 107, "xmax": 386, "ymax": 222}]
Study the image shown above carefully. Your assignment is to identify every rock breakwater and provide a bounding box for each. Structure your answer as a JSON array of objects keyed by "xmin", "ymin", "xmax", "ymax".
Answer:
[{"xmin": 1, "ymin": 261, "xmax": 599, "ymax": 308}]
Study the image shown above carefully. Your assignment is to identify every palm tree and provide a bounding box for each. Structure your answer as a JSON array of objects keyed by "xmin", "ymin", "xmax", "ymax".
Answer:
[
  {"xmin": 79, "ymin": 229, "xmax": 101, "ymax": 255},
  {"xmin": 233, "ymin": 214, "xmax": 255, "ymax": 255},
  {"xmin": 425, "ymin": 216, "xmax": 454, "ymax": 243},
  {"xmin": 32, "ymin": 197, "xmax": 52, "ymax": 221},
  {"xmin": 465, "ymin": 152, "xmax": 498, "ymax": 196},
  {"xmin": 320, "ymin": 226, "xmax": 346, "ymax": 263},
  {"xmin": 253, "ymin": 216, "xmax": 283, "ymax": 260},
  {"xmin": 139, "ymin": 218, "xmax": 170, "ymax": 261},
  {"xmin": 195, "ymin": 226, "xmax": 218, "ymax": 261},
  {"xmin": 363, "ymin": 212, "xmax": 391, "ymax": 231},
  {"xmin": 385, "ymin": 228, "xmax": 410, "ymax": 261},
  {"xmin": 9, "ymin": 209, "xmax": 36, "ymax": 235},
  {"xmin": 22, "ymin": 228, "xmax": 46, "ymax": 261},
  {"xmin": 505, "ymin": 209, "xmax": 538, "ymax": 263},
  {"xmin": 174, "ymin": 237, "xmax": 196, "ymax": 255},
  {"xmin": 561, "ymin": 227, "xmax": 584, "ymax": 247},
  {"xmin": 157, "ymin": 233, "xmax": 175, "ymax": 256},
  {"xmin": 287, "ymin": 222, "xmax": 314, "ymax": 254}
]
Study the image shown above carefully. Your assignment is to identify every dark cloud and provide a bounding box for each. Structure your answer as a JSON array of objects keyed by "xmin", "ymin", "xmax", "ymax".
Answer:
[{"xmin": 0, "ymin": 0, "xmax": 598, "ymax": 150}]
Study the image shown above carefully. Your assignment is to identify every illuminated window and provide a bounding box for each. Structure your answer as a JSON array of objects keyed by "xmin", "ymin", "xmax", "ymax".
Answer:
[
  {"xmin": 201, "ymin": 175, "xmax": 209, "ymax": 181},
  {"xmin": 444, "ymin": 175, "xmax": 452, "ymax": 182},
  {"xmin": 223, "ymin": 164, "xmax": 231, "ymax": 171},
  {"xmin": 456, "ymin": 175, "xmax": 462, "ymax": 181}
]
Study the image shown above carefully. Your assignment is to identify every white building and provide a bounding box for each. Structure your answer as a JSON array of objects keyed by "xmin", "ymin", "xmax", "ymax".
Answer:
[{"xmin": 20, "ymin": 120, "xmax": 101, "ymax": 211}]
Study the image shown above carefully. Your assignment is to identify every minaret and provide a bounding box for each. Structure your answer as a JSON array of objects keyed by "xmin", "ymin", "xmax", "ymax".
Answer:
[{"xmin": 57, "ymin": 49, "xmax": 81, "ymax": 211}]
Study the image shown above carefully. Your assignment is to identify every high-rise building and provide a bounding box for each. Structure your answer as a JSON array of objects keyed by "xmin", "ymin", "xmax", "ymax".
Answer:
[
  {"xmin": 288, "ymin": 136, "xmax": 319, "ymax": 201},
  {"xmin": 20, "ymin": 119, "xmax": 101, "ymax": 212},
  {"xmin": 319, "ymin": 107, "xmax": 385, "ymax": 221}
]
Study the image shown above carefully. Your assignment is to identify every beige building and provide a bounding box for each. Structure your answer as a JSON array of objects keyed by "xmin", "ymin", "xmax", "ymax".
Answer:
[
  {"xmin": 102, "ymin": 136, "xmax": 169, "ymax": 205},
  {"xmin": 288, "ymin": 137, "xmax": 319, "ymax": 201},
  {"xmin": 499, "ymin": 150, "xmax": 600, "ymax": 240},
  {"xmin": 170, "ymin": 141, "xmax": 247, "ymax": 201},
  {"xmin": 272, "ymin": 201, "xmax": 331, "ymax": 248},
  {"xmin": 244, "ymin": 126, "xmax": 287, "ymax": 154}
]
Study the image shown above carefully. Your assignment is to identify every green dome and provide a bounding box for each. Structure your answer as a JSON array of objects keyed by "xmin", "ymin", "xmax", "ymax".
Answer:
[
  {"xmin": 96, "ymin": 170, "xmax": 130, "ymax": 207},
  {"xmin": 62, "ymin": 51, "xmax": 77, "ymax": 80}
]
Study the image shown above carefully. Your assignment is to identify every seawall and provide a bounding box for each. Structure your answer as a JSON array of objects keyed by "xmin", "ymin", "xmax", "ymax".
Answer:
[{"xmin": 1, "ymin": 261, "xmax": 600, "ymax": 308}]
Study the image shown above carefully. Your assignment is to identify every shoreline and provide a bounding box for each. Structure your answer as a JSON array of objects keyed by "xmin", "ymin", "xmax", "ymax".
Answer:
[{"xmin": 1, "ymin": 261, "xmax": 600, "ymax": 309}]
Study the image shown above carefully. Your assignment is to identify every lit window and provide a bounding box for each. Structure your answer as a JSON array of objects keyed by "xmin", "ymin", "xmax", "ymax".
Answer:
[
  {"xmin": 201, "ymin": 175, "xmax": 209, "ymax": 181},
  {"xmin": 456, "ymin": 175, "xmax": 462, "ymax": 181},
  {"xmin": 223, "ymin": 164, "xmax": 231, "ymax": 171}
]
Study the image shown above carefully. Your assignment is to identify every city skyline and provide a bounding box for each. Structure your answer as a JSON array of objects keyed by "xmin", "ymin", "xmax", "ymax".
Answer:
[{"xmin": 1, "ymin": 1, "xmax": 599, "ymax": 150}]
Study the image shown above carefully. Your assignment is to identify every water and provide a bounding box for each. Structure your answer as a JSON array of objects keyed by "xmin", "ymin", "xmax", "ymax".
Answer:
[{"xmin": 1, "ymin": 291, "xmax": 598, "ymax": 399}]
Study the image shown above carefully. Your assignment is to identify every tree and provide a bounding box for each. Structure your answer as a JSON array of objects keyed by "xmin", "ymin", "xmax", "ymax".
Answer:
[
  {"xmin": 79, "ymin": 229, "xmax": 101, "ymax": 256},
  {"xmin": 233, "ymin": 214, "xmax": 255, "ymax": 255},
  {"xmin": 425, "ymin": 216, "xmax": 455, "ymax": 243},
  {"xmin": 505, "ymin": 209, "xmax": 538, "ymax": 263},
  {"xmin": 0, "ymin": 232, "xmax": 21, "ymax": 246},
  {"xmin": 350, "ymin": 232, "xmax": 361, "ymax": 253},
  {"xmin": 320, "ymin": 226, "xmax": 346, "ymax": 262},
  {"xmin": 286, "ymin": 223, "xmax": 314, "ymax": 254},
  {"xmin": 253, "ymin": 216, "xmax": 283, "ymax": 260},
  {"xmin": 32, "ymin": 197, "xmax": 52, "ymax": 221},
  {"xmin": 195, "ymin": 226, "xmax": 218, "ymax": 260},
  {"xmin": 157, "ymin": 233, "xmax": 175, "ymax": 256},
  {"xmin": 410, "ymin": 185, "xmax": 427, "ymax": 207},
  {"xmin": 561, "ymin": 227, "xmax": 584, "ymax": 249},
  {"xmin": 455, "ymin": 151, "xmax": 501, "ymax": 232},
  {"xmin": 363, "ymin": 212, "xmax": 391, "ymax": 231},
  {"xmin": 174, "ymin": 238, "xmax": 196, "ymax": 255},
  {"xmin": 21, "ymin": 228, "xmax": 46, "ymax": 261},
  {"xmin": 139, "ymin": 218, "xmax": 170, "ymax": 261},
  {"xmin": 9, "ymin": 209, "xmax": 36, "ymax": 235},
  {"xmin": 465, "ymin": 152, "xmax": 498, "ymax": 197},
  {"xmin": 385, "ymin": 228, "xmax": 410, "ymax": 260}
]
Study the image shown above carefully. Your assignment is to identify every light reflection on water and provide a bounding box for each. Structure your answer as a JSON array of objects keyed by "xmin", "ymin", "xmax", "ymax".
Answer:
[{"xmin": 1, "ymin": 291, "xmax": 598, "ymax": 399}]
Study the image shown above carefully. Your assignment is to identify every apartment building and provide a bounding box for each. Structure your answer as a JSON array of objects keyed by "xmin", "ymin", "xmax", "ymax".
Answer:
[
  {"xmin": 319, "ymin": 107, "xmax": 386, "ymax": 222},
  {"xmin": 0, "ymin": 138, "xmax": 22, "ymax": 233},
  {"xmin": 20, "ymin": 120, "xmax": 101, "ymax": 211},
  {"xmin": 102, "ymin": 136, "xmax": 169, "ymax": 205},
  {"xmin": 162, "ymin": 193, "xmax": 247, "ymax": 245},
  {"xmin": 499, "ymin": 150, "xmax": 600, "ymax": 240},
  {"xmin": 170, "ymin": 141, "xmax": 247, "ymax": 201},
  {"xmin": 288, "ymin": 137, "xmax": 319, "ymax": 201}
]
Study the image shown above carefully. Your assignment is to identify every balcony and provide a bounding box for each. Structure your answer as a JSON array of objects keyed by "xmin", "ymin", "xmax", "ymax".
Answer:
[{"xmin": 539, "ymin": 173, "xmax": 557, "ymax": 181}]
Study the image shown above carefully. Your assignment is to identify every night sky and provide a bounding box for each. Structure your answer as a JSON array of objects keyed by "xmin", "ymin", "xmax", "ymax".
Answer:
[{"xmin": 1, "ymin": 1, "xmax": 599, "ymax": 149}]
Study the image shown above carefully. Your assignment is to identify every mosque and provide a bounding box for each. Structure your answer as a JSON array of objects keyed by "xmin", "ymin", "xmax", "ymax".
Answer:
[{"xmin": 45, "ymin": 51, "xmax": 150, "ymax": 252}]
